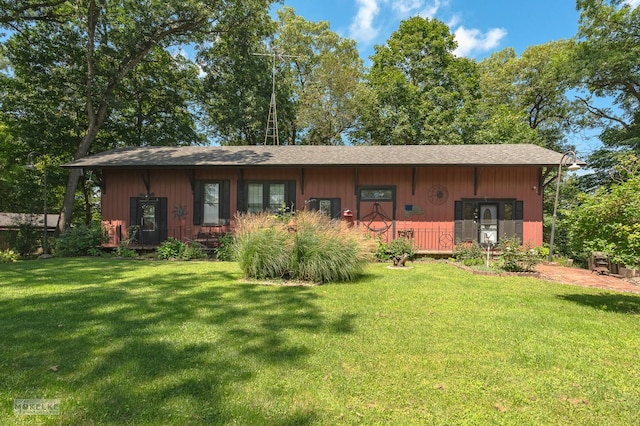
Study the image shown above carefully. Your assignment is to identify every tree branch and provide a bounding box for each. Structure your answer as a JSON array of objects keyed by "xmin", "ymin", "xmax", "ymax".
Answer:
[
  {"xmin": 575, "ymin": 95, "xmax": 631, "ymax": 129},
  {"xmin": 0, "ymin": 0, "xmax": 69, "ymax": 25}
]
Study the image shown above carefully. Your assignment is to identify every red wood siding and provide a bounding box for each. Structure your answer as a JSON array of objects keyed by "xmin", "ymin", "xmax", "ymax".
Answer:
[{"xmin": 101, "ymin": 165, "xmax": 544, "ymax": 250}]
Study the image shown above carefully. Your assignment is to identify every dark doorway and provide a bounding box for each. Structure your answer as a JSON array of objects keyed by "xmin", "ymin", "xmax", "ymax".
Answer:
[{"xmin": 130, "ymin": 197, "xmax": 167, "ymax": 245}]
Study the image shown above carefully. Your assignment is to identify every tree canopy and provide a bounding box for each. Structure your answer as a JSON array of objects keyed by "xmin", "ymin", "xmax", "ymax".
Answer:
[
  {"xmin": 354, "ymin": 16, "xmax": 480, "ymax": 145},
  {"xmin": 1, "ymin": 0, "xmax": 277, "ymax": 231}
]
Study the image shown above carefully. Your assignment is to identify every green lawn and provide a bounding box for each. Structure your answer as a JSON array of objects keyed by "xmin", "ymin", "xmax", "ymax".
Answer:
[{"xmin": 1, "ymin": 259, "xmax": 639, "ymax": 425}]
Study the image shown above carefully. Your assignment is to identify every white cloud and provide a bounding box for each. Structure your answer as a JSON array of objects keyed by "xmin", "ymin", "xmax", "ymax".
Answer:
[
  {"xmin": 349, "ymin": 0, "xmax": 443, "ymax": 45},
  {"xmin": 446, "ymin": 14, "xmax": 461, "ymax": 28},
  {"xmin": 389, "ymin": 0, "xmax": 442, "ymax": 18},
  {"xmin": 349, "ymin": 0, "xmax": 381, "ymax": 44},
  {"xmin": 453, "ymin": 26, "xmax": 506, "ymax": 58},
  {"xmin": 347, "ymin": 0, "xmax": 504, "ymax": 58},
  {"xmin": 391, "ymin": 0, "xmax": 424, "ymax": 15},
  {"xmin": 623, "ymin": 0, "xmax": 639, "ymax": 7},
  {"xmin": 417, "ymin": 0, "xmax": 442, "ymax": 18}
]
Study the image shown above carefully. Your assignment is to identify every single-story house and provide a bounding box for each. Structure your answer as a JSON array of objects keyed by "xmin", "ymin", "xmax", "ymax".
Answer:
[
  {"xmin": 62, "ymin": 144, "xmax": 583, "ymax": 253},
  {"xmin": 0, "ymin": 213, "xmax": 60, "ymax": 250}
]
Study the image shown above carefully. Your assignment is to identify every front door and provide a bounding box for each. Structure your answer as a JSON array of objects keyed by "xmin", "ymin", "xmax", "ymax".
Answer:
[
  {"xmin": 479, "ymin": 204, "xmax": 498, "ymax": 246},
  {"xmin": 130, "ymin": 197, "xmax": 167, "ymax": 246},
  {"xmin": 140, "ymin": 200, "xmax": 160, "ymax": 245}
]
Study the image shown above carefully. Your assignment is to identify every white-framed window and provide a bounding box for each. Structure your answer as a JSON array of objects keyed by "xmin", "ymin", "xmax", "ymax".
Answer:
[
  {"xmin": 203, "ymin": 182, "xmax": 220, "ymax": 224},
  {"xmin": 243, "ymin": 181, "xmax": 294, "ymax": 213},
  {"xmin": 194, "ymin": 180, "xmax": 230, "ymax": 226}
]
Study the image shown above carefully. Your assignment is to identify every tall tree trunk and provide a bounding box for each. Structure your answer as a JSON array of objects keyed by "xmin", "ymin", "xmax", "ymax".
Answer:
[{"xmin": 57, "ymin": 120, "xmax": 103, "ymax": 234}]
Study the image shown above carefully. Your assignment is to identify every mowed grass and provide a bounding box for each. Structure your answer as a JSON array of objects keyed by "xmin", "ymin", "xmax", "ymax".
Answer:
[{"xmin": 1, "ymin": 259, "xmax": 639, "ymax": 425}]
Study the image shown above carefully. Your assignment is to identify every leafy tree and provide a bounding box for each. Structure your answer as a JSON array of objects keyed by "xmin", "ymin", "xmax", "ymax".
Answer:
[
  {"xmin": 476, "ymin": 41, "xmax": 582, "ymax": 149},
  {"xmin": 0, "ymin": 0, "xmax": 71, "ymax": 26},
  {"xmin": 197, "ymin": 9, "xmax": 276, "ymax": 145},
  {"xmin": 102, "ymin": 47, "xmax": 205, "ymax": 149},
  {"xmin": 575, "ymin": 0, "xmax": 639, "ymax": 149},
  {"xmin": 574, "ymin": 0, "xmax": 640, "ymax": 188},
  {"xmin": 0, "ymin": 0, "xmax": 276, "ymax": 232},
  {"xmin": 354, "ymin": 16, "xmax": 480, "ymax": 145},
  {"xmin": 567, "ymin": 153, "xmax": 640, "ymax": 266},
  {"xmin": 198, "ymin": 6, "xmax": 364, "ymax": 146},
  {"xmin": 274, "ymin": 7, "xmax": 364, "ymax": 145}
]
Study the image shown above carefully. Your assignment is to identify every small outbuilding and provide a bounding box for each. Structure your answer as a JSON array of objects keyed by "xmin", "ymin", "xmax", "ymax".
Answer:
[{"xmin": 0, "ymin": 213, "xmax": 59, "ymax": 250}]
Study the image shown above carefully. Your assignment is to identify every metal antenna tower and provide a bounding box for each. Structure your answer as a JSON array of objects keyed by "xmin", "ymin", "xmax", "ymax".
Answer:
[{"xmin": 253, "ymin": 49, "xmax": 301, "ymax": 145}]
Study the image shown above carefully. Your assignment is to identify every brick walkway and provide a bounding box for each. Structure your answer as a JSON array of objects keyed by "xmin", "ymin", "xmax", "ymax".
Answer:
[{"xmin": 535, "ymin": 263, "xmax": 640, "ymax": 294}]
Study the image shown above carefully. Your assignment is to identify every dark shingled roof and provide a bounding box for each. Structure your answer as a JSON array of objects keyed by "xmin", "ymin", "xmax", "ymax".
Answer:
[{"xmin": 62, "ymin": 144, "xmax": 585, "ymax": 168}]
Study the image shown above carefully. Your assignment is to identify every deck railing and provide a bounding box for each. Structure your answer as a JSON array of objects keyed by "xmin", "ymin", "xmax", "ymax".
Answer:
[
  {"xmin": 104, "ymin": 221, "xmax": 456, "ymax": 253},
  {"xmin": 362, "ymin": 223, "xmax": 455, "ymax": 253}
]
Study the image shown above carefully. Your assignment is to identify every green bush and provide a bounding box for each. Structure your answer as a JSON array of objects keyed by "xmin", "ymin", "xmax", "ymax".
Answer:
[
  {"xmin": 0, "ymin": 248, "xmax": 19, "ymax": 263},
  {"xmin": 55, "ymin": 224, "xmax": 106, "ymax": 257},
  {"xmin": 182, "ymin": 241, "xmax": 207, "ymax": 260},
  {"xmin": 157, "ymin": 238, "xmax": 184, "ymax": 260},
  {"xmin": 567, "ymin": 173, "xmax": 640, "ymax": 267},
  {"xmin": 496, "ymin": 236, "xmax": 543, "ymax": 272},
  {"xmin": 157, "ymin": 238, "xmax": 207, "ymax": 260},
  {"xmin": 14, "ymin": 222, "xmax": 40, "ymax": 255},
  {"xmin": 234, "ymin": 211, "xmax": 375, "ymax": 283},
  {"xmin": 453, "ymin": 242, "xmax": 484, "ymax": 264},
  {"xmin": 115, "ymin": 241, "xmax": 138, "ymax": 258},
  {"xmin": 373, "ymin": 235, "xmax": 389, "ymax": 261},
  {"xmin": 214, "ymin": 233, "xmax": 235, "ymax": 261},
  {"xmin": 388, "ymin": 237, "xmax": 415, "ymax": 259},
  {"xmin": 374, "ymin": 235, "xmax": 416, "ymax": 262}
]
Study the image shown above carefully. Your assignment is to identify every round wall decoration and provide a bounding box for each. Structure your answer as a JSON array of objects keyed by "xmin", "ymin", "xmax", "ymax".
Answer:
[
  {"xmin": 428, "ymin": 184, "xmax": 448, "ymax": 205},
  {"xmin": 172, "ymin": 205, "xmax": 188, "ymax": 218}
]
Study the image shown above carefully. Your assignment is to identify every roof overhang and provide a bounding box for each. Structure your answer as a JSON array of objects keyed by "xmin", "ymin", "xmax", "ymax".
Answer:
[{"xmin": 62, "ymin": 144, "xmax": 587, "ymax": 169}]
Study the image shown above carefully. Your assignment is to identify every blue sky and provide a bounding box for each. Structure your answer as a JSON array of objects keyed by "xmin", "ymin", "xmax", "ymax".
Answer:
[
  {"xmin": 276, "ymin": 0, "xmax": 638, "ymax": 154},
  {"xmin": 278, "ymin": 0, "xmax": 583, "ymax": 62}
]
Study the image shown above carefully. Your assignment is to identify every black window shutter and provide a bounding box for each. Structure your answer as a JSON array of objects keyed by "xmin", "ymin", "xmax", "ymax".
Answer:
[
  {"xmin": 454, "ymin": 201, "xmax": 463, "ymax": 220},
  {"xmin": 221, "ymin": 180, "xmax": 231, "ymax": 224},
  {"xmin": 193, "ymin": 182, "xmax": 202, "ymax": 225},
  {"xmin": 515, "ymin": 201, "xmax": 524, "ymax": 220},
  {"xmin": 454, "ymin": 201, "xmax": 462, "ymax": 243},
  {"xmin": 130, "ymin": 197, "xmax": 139, "ymax": 228},
  {"xmin": 159, "ymin": 197, "xmax": 168, "ymax": 241},
  {"xmin": 515, "ymin": 200, "xmax": 524, "ymax": 243},
  {"xmin": 330, "ymin": 198, "xmax": 342, "ymax": 219},
  {"xmin": 236, "ymin": 181, "xmax": 245, "ymax": 213},
  {"xmin": 287, "ymin": 181, "xmax": 296, "ymax": 211}
]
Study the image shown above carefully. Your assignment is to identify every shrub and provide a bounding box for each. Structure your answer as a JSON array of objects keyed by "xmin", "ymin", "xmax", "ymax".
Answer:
[
  {"xmin": 373, "ymin": 235, "xmax": 389, "ymax": 261},
  {"xmin": 388, "ymin": 237, "xmax": 416, "ymax": 259},
  {"xmin": 453, "ymin": 242, "xmax": 484, "ymax": 265},
  {"xmin": 115, "ymin": 241, "xmax": 138, "ymax": 258},
  {"xmin": 157, "ymin": 238, "xmax": 207, "ymax": 260},
  {"xmin": 14, "ymin": 222, "xmax": 41, "ymax": 255},
  {"xmin": 234, "ymin": 211, "xmax": 375, "ymax": 283},
  {"xmin": 157, "ymin": 238, "xmax": 184, "ymax": 260},
  {"xmin": 55, "ymin": 224, "xmax": 106, "ymax": 257},
  {"xmin": 0, "ymin": 248, "xmax": 19, "ymax": 263},
  {"xmin": 214, "ymin": 233, "xmax": 235, "ymax": 261},
  {"xmin": 182, "ymin": 241, "xmax": 207, "ymax": 260},
  {"xmin": 496, "ymin": 236, "xmax": 543, "ymax": 272},
  {"xmin": 374, "ymin": 236, "xmax": 416, "ymax": 262}
]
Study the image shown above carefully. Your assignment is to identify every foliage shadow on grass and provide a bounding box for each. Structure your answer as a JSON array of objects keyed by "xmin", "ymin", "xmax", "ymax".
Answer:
[
  {"xmin": 0, "ymin": 260, "xmax": 335, "ymax": 423},
  {"xmin": 557, "ymin": 292, "xmax": 640, "ymax": 314}
]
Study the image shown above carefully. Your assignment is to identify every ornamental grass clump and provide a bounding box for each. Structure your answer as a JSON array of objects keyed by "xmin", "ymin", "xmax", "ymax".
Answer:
[{"xmin": 234, "ymin": 211, "xmax": 375, "ymax": 283}]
